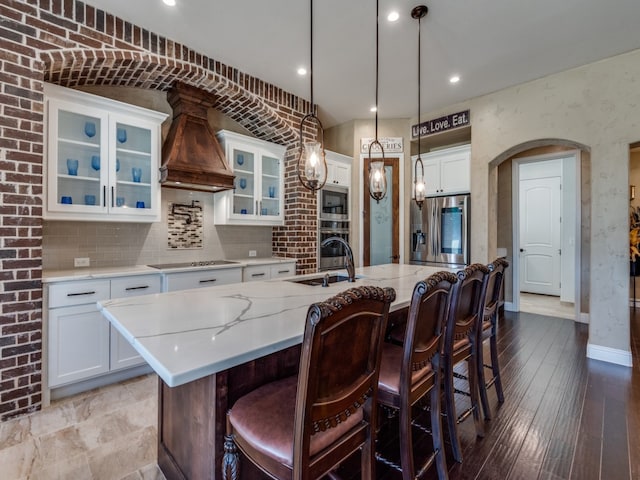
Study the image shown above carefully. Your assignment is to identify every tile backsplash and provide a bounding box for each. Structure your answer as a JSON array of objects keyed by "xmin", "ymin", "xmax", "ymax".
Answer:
[
  {"xmin": 167, "ymin": 201, "xmax": 204, "ymax": 249},
  {"xmin": 42, "ymin": 189, "xmax": 274, "ymax": 270}
]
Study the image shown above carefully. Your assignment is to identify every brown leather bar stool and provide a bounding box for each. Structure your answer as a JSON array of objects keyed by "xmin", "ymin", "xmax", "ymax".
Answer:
[
  {"xmin": 222, "ymin": 285, "xmax": 396, "ymax": 480},
  {"xmin": 477, "ymin": 257, "xmax": 509, "ymax": 420},
  {"xmin": 441, "ymin": 263, "xmax": 490, "ymax": 463},
  {"xmin": 377, "ymin": 271, "xmax": 458, "ymax": 480}
]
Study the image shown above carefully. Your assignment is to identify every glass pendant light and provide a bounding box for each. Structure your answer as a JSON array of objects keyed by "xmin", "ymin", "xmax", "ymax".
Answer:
[
  {"xmin": 368, "ymin": 0, "xmax": 387, "ymax": 203},
  {"xmin": 412, "ymin": 5, "xmax": 428, "ymax": 209},
  {"xmin": 296, "ymin": 0, "xmax": 327, "ymax": 192}
]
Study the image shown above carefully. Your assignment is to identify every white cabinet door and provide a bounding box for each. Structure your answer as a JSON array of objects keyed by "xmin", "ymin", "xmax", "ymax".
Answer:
[
  {"xmin": 214, "ymin": 130, "xmax": 286, "ymax": 226},
  {"xmin": 48, "ymin": 304, "xmax": 110, "ymax": 387},
  {"xmin": 44, "ymin": 83, "xmax": 166, "ymax": 222},
  {"xmin": 164, "ymin": 268, "xmax": 243, "ymax": 292},
  {"xmin": 332, "ymin": 163, "xmax": 351, "ymax": 187},
  {"xmin": 45, "ymin": 97, "xmax": 109, "ymax": 216},
  {"xmin": 413, "ymin": 145, "xmax": 470, "ymax": 196},
  {"xmin": 325, "ymin": 151, "xmax": 352, "ymax": 187},
  {"xmin": 243, "ymin": 265, "xmax": 270, "ymax": 282},
  {"xmin": 422, "ymin": 157, "xmax": 441, "ymax": 196},
  {"xmin": 440, "ymin": 150, "xmax": 471, "ymax": 195},
  {"xmin": 108, "ymin": 115, "xmax": 162, "ymax": 220},
  {"xmin": 269, "ymin": 262, "xmax": 296, "ymax": 279},
  {"xmin": 110, "ymin": 275, "xmax": 162, "ymax": 371}
]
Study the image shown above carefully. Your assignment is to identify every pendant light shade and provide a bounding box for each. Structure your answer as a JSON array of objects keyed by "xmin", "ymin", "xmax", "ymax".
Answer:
[
  {"xmin": 368, "ymin": 0, "xmax": 387, "ymax": 203},
  {"xmin": 412, "ymin": 5, "xmax": 428, "ymax": 209},
  {"xmin": 297, "ymin": 114, "xmax": 327, "ymax": 191},
  {"xmin": 296, "ymin": 0, "xmax": 327, "ymax": 192},
  {"xmin": 369, "ymin": 155, "xmax": 387, "ymax": 202},
  {"xmin": 414, "ymin": 157, "xmax": 426, "ymax": 207}
]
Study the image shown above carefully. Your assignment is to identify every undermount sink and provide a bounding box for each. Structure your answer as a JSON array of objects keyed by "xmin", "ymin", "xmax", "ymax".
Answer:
[{"xmin": 289, "ymin": 273, "xmax": 360, "ymax": 286}]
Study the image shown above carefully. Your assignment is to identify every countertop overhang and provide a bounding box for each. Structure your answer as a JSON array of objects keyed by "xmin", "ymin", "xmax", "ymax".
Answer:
[{"xmin": 98, "ymin": 263, "xmax": 454, "ymax": 387}]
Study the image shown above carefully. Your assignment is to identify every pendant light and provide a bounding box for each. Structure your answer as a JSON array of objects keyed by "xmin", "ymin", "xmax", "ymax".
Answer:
[
  {"xmin": 296, "ymin": 0, "xmax": 328, "ymax": 192},
  {"xmin": 412, "ymin": 5, "xmax": 428, "ymax": 210},
  {"xmin": 368, "ymin": 0, "xmax": 387, "ymax": 203}
]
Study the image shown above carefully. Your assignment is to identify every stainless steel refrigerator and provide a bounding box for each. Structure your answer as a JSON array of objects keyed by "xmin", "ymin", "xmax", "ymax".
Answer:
[{"xmin": 410, "ymin": 194, "xmax": 470, "ymax": 267}]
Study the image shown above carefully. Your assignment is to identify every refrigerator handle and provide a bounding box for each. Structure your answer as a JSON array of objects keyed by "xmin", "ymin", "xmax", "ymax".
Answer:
[
  {"xmin": 433, "ymin": 198, "xmax": 444, "ymax": 260},
  {"xmin": 431, "ymin": 199, "xmax": 438, "ymax": 257},
  {"xmin": 462, "ymin": 196, "xmax": 469, "ymax": 264}
]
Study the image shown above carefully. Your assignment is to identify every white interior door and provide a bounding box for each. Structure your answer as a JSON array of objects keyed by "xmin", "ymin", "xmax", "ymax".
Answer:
[{"xmin": 519, "ymin": 175, "xmax": 561, "ymax": 295}]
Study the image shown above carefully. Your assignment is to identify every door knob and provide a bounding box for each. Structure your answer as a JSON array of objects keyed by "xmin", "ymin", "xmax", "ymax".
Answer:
[{"xmin": 520, "ymin": 248, "xmax": 525, "ymax": 252}]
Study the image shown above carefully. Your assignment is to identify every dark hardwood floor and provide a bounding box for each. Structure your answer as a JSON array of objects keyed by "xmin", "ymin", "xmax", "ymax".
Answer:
[{"xmin": 334, "ymin": 309, "xmax": 640, "ymax": 480}]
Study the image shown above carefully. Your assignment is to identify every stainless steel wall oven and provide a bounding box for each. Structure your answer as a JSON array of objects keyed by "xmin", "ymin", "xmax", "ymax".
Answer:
[
  {"xmin": 319, "ymin": 185, "xmax": 348, "ymax": 220},
  {"xmin": 318, "ymin": 185, "xmax": 350, "ymax": 271}
]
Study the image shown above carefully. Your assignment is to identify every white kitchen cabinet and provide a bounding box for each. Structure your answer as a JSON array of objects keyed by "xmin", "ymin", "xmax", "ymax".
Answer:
[
  {"xmin": 46, "ymin": 273, "xmax": 160, "ymax": 389},
  {"xmin": 242, "ymin": 261, "xmax": 296, "ymax": 282},
  {"xmin": 44, "ymin": 83, "xmax": 167, "ymax": 222},
  {"xmin": 214, "ymin": 130, "xmax": 286, "ymax": 226},
  {"xmin": 269, "ymin": 262, "xmax": 297, "ymax": 279},
  {"xmin": 48, "ymin": 279, "xmax": 111, "ymax": 387},
  {"xmin": 48, "ymin": 304, "xmax": 111, "ymax": 387},
  {"xmin": 414, "ymin": 144, "xmax": 470, "ymax": 196},
  {"xmin": 242, "ymin": 264, "xmax": 270, "ymax": 282},
  {"xmin": 163, "ymin": 267, "xmax": 242, "ymax": 292},
  {"xmin": 109, "ymin": 275, "xmax": 161, "ymax": 371},
  {"xmin": 325, "ymin": 150, "xmax": 352, "ymax": 188}
]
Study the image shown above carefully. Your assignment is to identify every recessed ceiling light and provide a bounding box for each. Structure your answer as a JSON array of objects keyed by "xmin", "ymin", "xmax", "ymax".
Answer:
[
  {"xmin": 387, "ymin": 11, "xmax": 399, "ymax": 22},
  {"xmin": 370, "ymin": 106, "xmax": 377, "ymax": 113},
  {"xmin": 449, "ymin": 75, "xmax": 460, "ymax": 84},
  {"xmin": 163, "ymin": 0, "xmax": 176, "ymax": 5},
  {"xmin": 297, "ymin": 67, "xmax": 307, "ymax": 76}
]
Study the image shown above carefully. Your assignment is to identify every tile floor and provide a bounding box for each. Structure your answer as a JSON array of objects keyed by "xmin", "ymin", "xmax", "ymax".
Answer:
[
  {"xmin": 519, "ymin": 292, "xmax": 575, "ymax": 319},
  {"xmin": 0, "ymin": 374, "xmax": 165, "ymax": 480}
]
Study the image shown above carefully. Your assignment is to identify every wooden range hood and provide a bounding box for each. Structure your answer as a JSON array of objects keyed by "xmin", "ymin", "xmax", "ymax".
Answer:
[{"xmin": 159, "ymin": 82, "xmax": 235, "ymax": 192}]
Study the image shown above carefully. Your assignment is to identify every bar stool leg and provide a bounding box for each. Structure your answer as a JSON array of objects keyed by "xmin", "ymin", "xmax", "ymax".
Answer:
[
  {"xmin": 430, "ymin": 377, "xmax": 449, "ymax": 480},
  {"xmin": 477, "ymin": 340, "xmax": 492, "ymax": 420},
  {"xmin": 467, "ymin": 350, "xmax": 485, "ymax": 439},
  {"xmin": 222, "ymin": 412, "xmax": 239, "ymax": 480},
  {"xmin": 443, "ymin": 355, "xmax": 463, "ymax": 463},
  {"xmin": 490, "ymin": 319, "xmax": 505, "ymax": 404}
]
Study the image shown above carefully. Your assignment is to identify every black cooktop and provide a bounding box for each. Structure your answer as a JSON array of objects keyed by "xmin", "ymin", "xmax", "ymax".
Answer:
[{"xmin": 147, "ymin": 260, "xmax": 239, "ymax": 269}]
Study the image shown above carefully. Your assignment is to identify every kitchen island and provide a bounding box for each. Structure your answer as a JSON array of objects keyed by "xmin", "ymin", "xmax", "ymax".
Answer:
[{"xmin": 98, "ymin": 263, "xmax": 452, "ymax": 479}]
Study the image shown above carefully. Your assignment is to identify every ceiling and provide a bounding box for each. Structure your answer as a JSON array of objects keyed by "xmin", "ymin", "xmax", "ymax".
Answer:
[{"xmin": 85, "ymin": 0, "xmax": 640, "ymax": 129}]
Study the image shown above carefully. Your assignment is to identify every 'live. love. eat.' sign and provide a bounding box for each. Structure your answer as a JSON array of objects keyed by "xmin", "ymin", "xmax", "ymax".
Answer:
[{"xmin": 411, "ymin": 110, "xmax": 470, "ymax": 138}]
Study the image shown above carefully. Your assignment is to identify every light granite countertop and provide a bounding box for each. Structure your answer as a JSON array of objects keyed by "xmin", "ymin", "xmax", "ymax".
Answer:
[
  {"xmin": 98, "ymin": 263, "xmax": 454, "ymax": 387},
  {"xmin": 42, "ymin": 257, "xmax": 296, "ymax": 283}
]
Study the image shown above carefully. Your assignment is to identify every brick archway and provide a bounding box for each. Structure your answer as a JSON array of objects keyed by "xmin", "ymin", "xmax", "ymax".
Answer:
[{"xmin": 40, "ymin": 48, "xmax": 300, "ymax": 145}]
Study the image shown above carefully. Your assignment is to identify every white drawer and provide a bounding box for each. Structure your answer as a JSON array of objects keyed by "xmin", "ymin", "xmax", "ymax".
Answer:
[
  {"xmin": 48, "ymin": 279, "xmax": 111, "ymax": 308},
  {"xmin": 164, "ymin": 267, "xmax": 242, "ymax": 292},
  {"xmin": 111, "ymin": 275, "xmax": 161, "ymax": 298},
  {"xmin": 243, "ymin": 265, "xmax": 270, "ymax": 282},
  {"xmin": 270, "ymin": 262, "xmax": 296, "ymax": 279}
]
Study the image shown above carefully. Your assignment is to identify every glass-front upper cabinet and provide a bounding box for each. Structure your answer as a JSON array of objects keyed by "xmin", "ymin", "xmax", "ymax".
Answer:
[
  {"xmin": 44, "ymin": 84, "xmax": 167, "ymax": 222},
  {"xmin": 214, "ymin": 130, "xmax": 285, "ymax": 226}
]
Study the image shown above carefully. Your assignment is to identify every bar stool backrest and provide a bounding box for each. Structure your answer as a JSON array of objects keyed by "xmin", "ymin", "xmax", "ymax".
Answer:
[{"xmin": 293, "ymin": 285, "xmax": 396, "ymax": 477}]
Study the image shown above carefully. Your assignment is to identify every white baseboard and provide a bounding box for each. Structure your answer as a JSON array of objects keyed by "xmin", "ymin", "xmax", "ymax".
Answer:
[
  {"xmin": 505, "ymin": 301, "xmax": 515, "ymax": 312},
  {"xmin": 586, "ymin": 343, "xmax": 633, "ymax": 367}
]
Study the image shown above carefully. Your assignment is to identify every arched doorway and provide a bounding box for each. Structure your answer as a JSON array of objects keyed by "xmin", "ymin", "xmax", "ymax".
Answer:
[{"xmin": 490, "ymin": 139, "xmax": 591, "ymax": 321}]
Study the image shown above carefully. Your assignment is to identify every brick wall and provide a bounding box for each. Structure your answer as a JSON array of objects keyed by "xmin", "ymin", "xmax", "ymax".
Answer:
[{"xmin": 0, "ymin": 0, "xmax": 318, "ymax": 420}]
